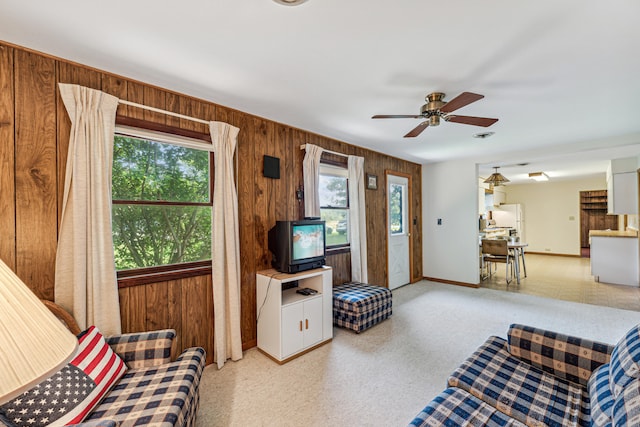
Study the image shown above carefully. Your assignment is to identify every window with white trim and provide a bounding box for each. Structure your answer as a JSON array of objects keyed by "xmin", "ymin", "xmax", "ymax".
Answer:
[{"xmin": 319, "ymin": 163, "xmax": 350, "ymax": 248}]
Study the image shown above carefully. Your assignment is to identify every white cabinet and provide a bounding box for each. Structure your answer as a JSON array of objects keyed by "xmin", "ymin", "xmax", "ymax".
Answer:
[
  {"xmin": 492, "ymin": 187, "xmax": 506, "ymax": 206},
  {"xmin": 590, "ymin": 235, "xmax": 639, "ymax": 286},
  {"xmin": 607, "ymin": 158, "xmax": 638, "ymax": 214},
  {"xmin": 256, "ymin": 267, "xmax": 332, "ymax": 363},
  {"xmin": 281, "ymin": 296, "xmax": 323, "ymax": 357}
]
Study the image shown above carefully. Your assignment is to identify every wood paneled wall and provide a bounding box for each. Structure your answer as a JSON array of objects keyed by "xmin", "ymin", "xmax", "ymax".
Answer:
[{"xmin": 0, "ymin": 42, "xmax": 422, "ymax": 364}]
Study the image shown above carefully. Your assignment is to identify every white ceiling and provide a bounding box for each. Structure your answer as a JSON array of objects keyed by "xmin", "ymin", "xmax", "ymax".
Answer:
[{"xmin": 2, "ymin": 1, "xmax": 640, "ymax": 183}]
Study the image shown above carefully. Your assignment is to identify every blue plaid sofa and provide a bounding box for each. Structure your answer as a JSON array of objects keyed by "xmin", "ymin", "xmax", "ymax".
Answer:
[
  {"xmin": 72, "ymin": 329, "xmax": 205, "ymax": 427},
  {"xmin": 410, "ymin": 323, "xmax": 640, "ymax": 427},
  {"xmin": 333, "ymin": 281, "xmax": 392, "ymax": 333}
]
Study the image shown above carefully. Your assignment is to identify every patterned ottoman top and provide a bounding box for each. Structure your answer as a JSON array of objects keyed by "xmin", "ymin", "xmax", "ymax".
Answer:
[{"xmin": 333, "ymin": 282, "xmax": 392, "ymax": 314}]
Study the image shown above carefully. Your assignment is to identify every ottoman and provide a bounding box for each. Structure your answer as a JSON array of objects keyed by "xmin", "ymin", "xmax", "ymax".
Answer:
[{"xmin": 332, "ymin": 282, "xmax": 392, "ymax": 333}]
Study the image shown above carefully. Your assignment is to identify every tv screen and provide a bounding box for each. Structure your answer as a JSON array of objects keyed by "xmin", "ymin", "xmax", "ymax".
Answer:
[
  {"xmin": 292, "ymin": 223, "xmax": 325, "ymax": 261},
  {"xmin": 269, "ymin": 220, "xmax": 326, "ymax": 273}
]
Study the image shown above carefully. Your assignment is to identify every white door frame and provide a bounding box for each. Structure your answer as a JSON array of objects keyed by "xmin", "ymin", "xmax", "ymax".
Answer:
[{"xmin": 386, "ymin": 170, "xmax": 413, "ymax": 289}]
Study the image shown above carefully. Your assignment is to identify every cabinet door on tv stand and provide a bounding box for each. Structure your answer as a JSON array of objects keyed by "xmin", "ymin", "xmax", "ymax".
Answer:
[
  {"xmin": 303, "ymin": 297, "xmax": 323, "ymax": 348},
  {"xmin": 281, "ymin": 303, "xmax": 304, "ymax": 358}
]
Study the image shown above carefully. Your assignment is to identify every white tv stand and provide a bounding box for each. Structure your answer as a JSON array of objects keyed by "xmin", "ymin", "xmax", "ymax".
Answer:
[{"xmin": 256, "ymin": 267, "xmax": 333, "ymax": 364}]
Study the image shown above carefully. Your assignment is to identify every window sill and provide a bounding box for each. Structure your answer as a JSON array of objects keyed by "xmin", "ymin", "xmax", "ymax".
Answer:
[
  {"xmin": 326, "ymin": 246, "xmax": 350, "ymax": 256},
  {"xmin": 117, "ymin": 261, "xmax": 212, "ymax": 288}
]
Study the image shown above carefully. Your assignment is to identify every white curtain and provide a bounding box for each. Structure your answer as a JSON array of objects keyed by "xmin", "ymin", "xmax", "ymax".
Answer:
[
  {"xmin": 55, "ymin": 84, "xmax": 122, "ymax": 336},
  {"xmin": 210, "ymin": 121, "xmax": 243, "ymax": 369},
  {"xmin": 302, "ymin": 144, "xmax": 324, "ymax": 218},
  {"xmin": 348, "ymin": 156, "xmax": 368, "ymax": 283}
]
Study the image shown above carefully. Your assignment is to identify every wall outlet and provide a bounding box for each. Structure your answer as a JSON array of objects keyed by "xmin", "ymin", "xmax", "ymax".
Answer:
[
  {"xmin": 569, "ymin": 216, "xmax": 575, "ymax": 221},
  {"xmin": 545, "ymin": 248, "xmax": 551, "ymax": 252},
  {"xmin": 437, "ymin": 218, "xmax": 442, "ymax": 225}
]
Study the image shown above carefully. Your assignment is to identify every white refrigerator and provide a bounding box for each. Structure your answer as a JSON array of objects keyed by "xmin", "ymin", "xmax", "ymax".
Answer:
[{"xmin": 492, "ymin": 204, "xmax": 524, "ymax": 241}]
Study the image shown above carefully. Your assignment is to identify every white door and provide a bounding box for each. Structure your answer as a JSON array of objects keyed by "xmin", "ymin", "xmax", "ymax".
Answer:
[{"xmin": 387, "ymin": 174, "xmax": 410, "ymax": 289}]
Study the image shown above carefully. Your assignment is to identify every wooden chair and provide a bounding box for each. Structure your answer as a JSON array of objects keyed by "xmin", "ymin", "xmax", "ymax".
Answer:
[{"xmin": 481, "ymin": 239, "xmax": 515, "ymax": 284}]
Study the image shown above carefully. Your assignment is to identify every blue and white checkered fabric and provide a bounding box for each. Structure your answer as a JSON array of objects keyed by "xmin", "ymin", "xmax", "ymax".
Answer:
[
  {"xmin": 408, "ymin": 387, "xmax": 527, "ymax": 427},
  {"xmin": 448, "ymin": 336, "xmax": 590, "ymax": 427},
  {"xmin": 333, "ymin": 282, "xmax": 392, "ymax": 314},
  {"xmin": 508, "ymin": 324, "xmax": 612, "ymax": 387},
  {"xmin": 609, "ymin": 324, "xmax": 640, "ymax": 398},
  {"xmin": 87, "ymin": 347, "xmax": 205, "ymax": 427},
  {"xmin": 333, "ymin": 282, "xmax": 392, "ymax": 333},
  {"xmin": 613, "ymin": 377, "xmax": 640, "ymax": 426},
  {"xmin": 588, "ymin": 363, "xmax": 614, "ymax": 427}
]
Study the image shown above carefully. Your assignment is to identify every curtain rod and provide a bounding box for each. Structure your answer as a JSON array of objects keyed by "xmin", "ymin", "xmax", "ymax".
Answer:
[
  {"xmin": 119, "ymin": 100, "xmax": 210, "ymax": 126},
  {"xmin": 299, "ymin": 144, "xmax": 348, "ymax": 158}
]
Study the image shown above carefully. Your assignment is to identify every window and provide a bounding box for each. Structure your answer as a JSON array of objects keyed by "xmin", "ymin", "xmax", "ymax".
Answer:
[
  {"xmin": 389, "ymin": 182, "xmax": 406, "ymax": 234},
  {"xmin": 319, "ymin": 164, "xmax": 349, "ymax": 248},
  {"xmin": 112, "ymin": 129, "xmax": 213, "ymax": 275}
]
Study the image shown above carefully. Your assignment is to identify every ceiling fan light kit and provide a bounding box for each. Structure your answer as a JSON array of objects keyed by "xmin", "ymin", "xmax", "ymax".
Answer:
[
  {"xmin": 373, "ymin": 91, "xmax": 499, "ymax": 138},
  {"xmin": 529, "ymin": 172, "xmax": 549, "ymax": 181},
  {"xmin": 484, "ymin": 167, "xmax": 510, "ymax": 186}
]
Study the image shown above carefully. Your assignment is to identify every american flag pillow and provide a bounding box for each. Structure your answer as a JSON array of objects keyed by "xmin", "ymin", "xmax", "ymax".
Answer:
[{"xmin": 1, "ymin": 326, "xmax": 127, "ymax": 427}]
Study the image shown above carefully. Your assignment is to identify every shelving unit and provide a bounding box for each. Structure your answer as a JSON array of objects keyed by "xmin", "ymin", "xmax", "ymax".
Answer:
[
  {"xmin": 580, "ymin": 190, "xmax": 618, "ymax": 248},
  {"xmin": 256, "ymin": 267, "xmax": 333, "ymax": 364},
  {"xmin": 580, "ymin": 190, "xmax": 608, "ymax": 210}
]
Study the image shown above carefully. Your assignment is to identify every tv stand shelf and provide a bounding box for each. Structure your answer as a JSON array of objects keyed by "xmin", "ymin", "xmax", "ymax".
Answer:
[{"xmin": 256, "ymin": 267, "xmax": 333, "ymax": 364}]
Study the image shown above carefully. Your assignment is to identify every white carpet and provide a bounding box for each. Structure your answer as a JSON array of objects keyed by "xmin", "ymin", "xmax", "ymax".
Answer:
[{"xmin": 195, "ymin": 281, "xmax": 640, "ymax": 427}]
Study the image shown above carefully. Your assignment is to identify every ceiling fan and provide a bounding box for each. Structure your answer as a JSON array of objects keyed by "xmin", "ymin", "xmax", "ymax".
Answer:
[{"xmin": 372, "ymin": 92, "xmax": 499, "ymax": 138}]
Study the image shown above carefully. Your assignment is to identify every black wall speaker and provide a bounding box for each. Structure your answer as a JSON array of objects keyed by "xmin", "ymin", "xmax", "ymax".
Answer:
[{"xmin": 263, "ymin": 155, "xmax": 280, "ymax": 179}]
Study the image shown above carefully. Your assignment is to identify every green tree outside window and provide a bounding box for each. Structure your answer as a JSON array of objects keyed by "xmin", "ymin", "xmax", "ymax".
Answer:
[{"xmin": 112, "ymin": 135, "xmax": 212, "ymax": 270}]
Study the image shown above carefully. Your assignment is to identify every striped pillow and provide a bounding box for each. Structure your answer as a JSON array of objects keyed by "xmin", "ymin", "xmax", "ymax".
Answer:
[{"xmin": 1, "ymin": 326, "xmax": 127, "ymax": 427}]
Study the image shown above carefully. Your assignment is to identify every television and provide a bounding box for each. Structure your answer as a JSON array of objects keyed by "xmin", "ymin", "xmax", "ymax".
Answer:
[{"xmin": 268, "ymin": 220, "xmax": 326, "ymax": 273}]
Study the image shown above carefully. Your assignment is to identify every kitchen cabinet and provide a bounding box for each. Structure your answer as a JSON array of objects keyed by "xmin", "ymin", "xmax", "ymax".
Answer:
[
  {"xmin": 607, "ymin": 158, "xmax": 638, "ymax": 214},
  {"xmin": 492, "ymin": 187, "xmax": 506, "ymax": 206},
  {"xmin": 590, "ymin": 231, "xmax": 639, "ymax": 286},
  {"xmin": 256, "ymin": 267, "xmax": 333, "ymax": 363}
]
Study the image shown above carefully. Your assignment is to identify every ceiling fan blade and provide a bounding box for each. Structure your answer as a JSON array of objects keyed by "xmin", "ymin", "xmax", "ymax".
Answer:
[
  {"xmin": 439, "ymin": 92, "xmax": 484, "ymax": 114},
  {"xmin": 404, "ymin": 121, "xmax": 429, "ymax": 138},
  {"xmin": 372, "ymin": 114, "xmax": 423, "ymax": 119},
  {"xmin": 445, "ymin": 115, "xmax": 499, "ymax": 127}
]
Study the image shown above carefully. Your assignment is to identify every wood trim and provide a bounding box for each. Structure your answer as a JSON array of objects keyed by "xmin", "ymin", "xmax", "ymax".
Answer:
[
  {"xmin": 525, "ymin": 252, "xmax": 582, "ymax": 258},
  {"xmin": 115, "ymin": 115, "xmax": 212, "ymax": 142},
  {"xmin": 385, "ymin": 170, "xmax": 414, "ymax": 285},
  {"xmin": 326, "ymin": 246, "xmax": 350, "ymax": 256},
  {"xmin": 117, "ymin": 261, "xmax": 212, "ymax": 288},
  {"xmin": 41, "ymin": 299, "xmax": 82, "ymax": 335},
  {"xmin": 424, "ymin": 276, "xmax": 480, "ymax": 289},
  {"xmin": 257, "ymin": 338, "xmax": 332, "ymax": 365}
]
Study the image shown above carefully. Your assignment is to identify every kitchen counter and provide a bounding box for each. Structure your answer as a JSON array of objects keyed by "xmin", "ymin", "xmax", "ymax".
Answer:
[
  {"xmin": 589, "ymin": 229, "xmax": 638, "ymax": 238},
  {"xmin": 482, "ymin": 227, "xmax": 512, "ymax": 239},
  {"xmin": 590, "ymin": 231, "xmax": 639, "ymax": 286}
]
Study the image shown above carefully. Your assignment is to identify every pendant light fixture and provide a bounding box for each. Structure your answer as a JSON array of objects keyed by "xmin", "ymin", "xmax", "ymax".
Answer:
[{"xmin": 484, "ymin": 166, "xmax": 510, "ymax": 186}]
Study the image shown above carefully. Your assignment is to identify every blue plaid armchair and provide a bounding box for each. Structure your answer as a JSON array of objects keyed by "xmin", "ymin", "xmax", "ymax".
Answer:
[{"xmin": 74, "ymin": 329, "xmax": 205, "ymax": 427}]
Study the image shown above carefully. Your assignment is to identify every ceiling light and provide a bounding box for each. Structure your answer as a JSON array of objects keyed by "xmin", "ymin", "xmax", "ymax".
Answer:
[
  {"xmin": 483, "ymin": 166, "xmax": 510, "ymax": 186},
  {"xmin": 529, "ymin": 172, "xmax": 549, "ymax": 181},
  {"xmin": 273, "ymin": 0, "xmax": 308, "ymax": 5}
]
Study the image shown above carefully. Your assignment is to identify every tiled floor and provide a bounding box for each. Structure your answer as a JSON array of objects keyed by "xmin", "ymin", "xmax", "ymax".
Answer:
[{"xmin": 481, "ymin": 253, "xmax": 640, "ymax": 311}]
